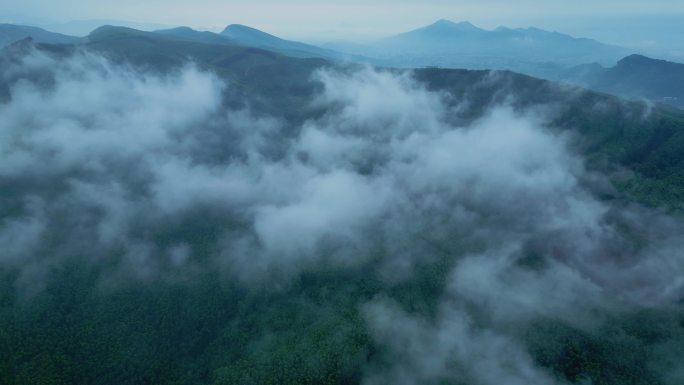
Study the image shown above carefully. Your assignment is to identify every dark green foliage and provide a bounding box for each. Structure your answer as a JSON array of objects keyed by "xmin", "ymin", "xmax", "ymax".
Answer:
[
  {"xmin": 526, "ymin": 310, "xmax": 684, "ymax": 385},
  {"xmin": 3, "ymin": 35, "xmax": 684, "ymax": 385},
  {"xmin": 211, "ymin": 272, "xmax": 373, "ymax": 384},
  {"xmin": 0, "ymin": 257, "xmax": 421, "ymax": 384}
]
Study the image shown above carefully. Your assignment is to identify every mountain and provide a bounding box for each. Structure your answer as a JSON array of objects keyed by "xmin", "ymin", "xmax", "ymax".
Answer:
[
  {"xmin": 151, "ymin": 24, "xmax": 368, "ymax": 64},
  {"xmin": 380, "ymin": 19, "xmax": 629, "ymax": 64},
  {"xmin": 220, "ymin": 24, "xmax": 365, "ymax": 62},
  {"xmin": 76, "ymin": 25, "xmax": 330, "ymax": 116},
  {"xmin": 6, "ymin": 27, "xmax": 683, "ymax": 206},
  {"xmin": 155, "ymin": 24, "xmax": 362, "ymax": 62},
  {"xmin": 154, "ymin": 26, "xmax": 235, "ymax": 46},
  {"xmin": 0, "ymin": 23, "xmax": 78, "ymax": 47},
  {"xmin": 4, "ymin": 31, "xmax": 684, "ymax": 385},
  {"xmin": 43, "ymin": 19, "xmax": 172, "ymax": 36},
  {"xmin": 1, "ymin": 21, "xmax": 632, "ymax": 82},
  {"xmin": 326, "ymin": 19, "xmax": 632, "ymax": 78},
  {"xmin": 0, "ymin": 22, "xmax": 364, "ymax": 65},
  {"xmin": 380, "ymin": 19, "xmax": 488, "ymax": 48},
  {"xmin": 221, "ymin": 24, "xmax": 323, "ymax": 56},
  {"xmin": 561, "ymin": 54, "xmax": 684, "ymax": 108},
  {"xmin": 81, "ymin": 24, "xmax": 327, "ymax": 75}
]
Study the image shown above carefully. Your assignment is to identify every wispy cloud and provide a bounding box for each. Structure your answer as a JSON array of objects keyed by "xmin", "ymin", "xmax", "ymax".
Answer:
[{"xmin": 1, "ymin": 47, "xmax": 684, "ymax": 382}]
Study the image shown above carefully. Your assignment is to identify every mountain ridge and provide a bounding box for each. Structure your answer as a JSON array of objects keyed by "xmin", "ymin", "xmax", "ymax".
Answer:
[
  {"xmin": 220, "ymin": 24, "xmax": 363, "ymax": 61},
  {"xmin": 320, "ymin": 19, "xmax": 632, "ymax": 79},
  {"xmin": 561, "ymin": 54, "xmax": 684, "ymax": 107},
  {"xmin": 0, "ymin": 23, "xmax": 79, "ymax": 47},
  {"xmin": 3, "ymin": 27, "xmax": 684, "ymax": 385}
]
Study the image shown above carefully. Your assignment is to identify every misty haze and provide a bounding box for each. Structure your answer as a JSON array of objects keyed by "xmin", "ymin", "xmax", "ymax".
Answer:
[{"xmin": 1, "ymin": 1, "xmax": 684, "ymax": 385}]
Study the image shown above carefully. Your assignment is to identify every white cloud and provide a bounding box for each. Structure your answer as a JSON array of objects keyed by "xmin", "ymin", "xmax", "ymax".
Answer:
[{"xmin": 2, "ymin": 49, "xmax": 684, "ymax": 382}]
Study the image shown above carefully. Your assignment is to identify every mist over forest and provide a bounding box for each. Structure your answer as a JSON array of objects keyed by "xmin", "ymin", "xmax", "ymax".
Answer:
[{"xmin": 1, "ymin": 6, "xmax": 684, "ymax": 385}]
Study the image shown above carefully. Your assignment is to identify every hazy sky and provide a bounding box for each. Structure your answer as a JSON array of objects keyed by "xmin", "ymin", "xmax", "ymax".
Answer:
[{"xmin": 2, "ymin": 0, "xmax": 684, "ymax": 45}]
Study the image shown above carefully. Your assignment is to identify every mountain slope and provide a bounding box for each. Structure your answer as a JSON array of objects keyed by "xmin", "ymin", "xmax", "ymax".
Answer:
[
  {"xmin": 377, "ymin": 19, "xmax": 629, "ymax": 64},
  {"xmin": 562, "ymin": 54, "xmax": 684, "ymax": 108},
  {"xmin": 326, "ymin": 19, "xmax": 632, "ymax": 78},
  {"xmin": 379, "ymin": 19, "xmax": 490, "ymax": 50},
  {"xmin": 220, "ymin": 24, "xmax": 365, "ymax": 62},
  {"xmin": 3, "ymin": 35, "xmax": 684, "ymax": 385},
  {"xmin": 77, "ymin": 25, "xmax": 330, "ymax": 116},
  {"xmin": 593, "ymin": 55, "xmax": 684, "ymax": 107},
  {"xmin": 9, "ymin": 31, "xmax": 684, "ymax": 206},
  {"xmin": 154, "ymin": 26, "xmax": 235, "ymax": 46},
  {"xmin": 0, "ymin": 23, "xmax": 78, "ymax": 47}
]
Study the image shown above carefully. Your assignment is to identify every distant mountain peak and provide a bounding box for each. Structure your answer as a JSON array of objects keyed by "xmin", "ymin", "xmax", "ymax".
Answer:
[
  {"xmin": 153, "ymin": 26, "xmax": 234, "ymax": 46},
  {"xmin": 388, "ymin": 19, "xmax": 485, "ymax": 41},
  {"xmin": 222, "ymin": 24, "xmax": 268, "ymax": 35},
  {"xmin": 432, "ymin": 19, "xmax": 473, "ymax": 27},
  {"xmin": 88, "ymin": 24, "xmax": 116, "ymax": 33},
  {"xmin": 87, "ymin": 25, "xmax": 134, "ymax": 36},
  {"xmin": 426, "ymin": 19, "xmax": 480, "ymax": 32},
  {"xmin": 218, "ymin": 24, "xmax": 345, "ymax": 60},
  {"xmin": 618, "ymin": 54, "xmax": 659, "ymax": 66},
  {"xmin": 164, "ymin": 26, "xmax": 194, "ymax": 33},
  {"xmin": 221, "ymin": 24, "xmax": 283, "ymax": 43},
  {"xmin": 222, "ymin": 24, "xmax": 247, "ymax": 32},
  {"xmin": 82, "ymin": 25, "xmax": 154, "ymax": 44}
]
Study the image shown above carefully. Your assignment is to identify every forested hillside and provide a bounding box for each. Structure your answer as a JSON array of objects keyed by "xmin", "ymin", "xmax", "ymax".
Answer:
[{"xmin": 1, "ymin": 30, "xmax": 684, "ymax": 385}]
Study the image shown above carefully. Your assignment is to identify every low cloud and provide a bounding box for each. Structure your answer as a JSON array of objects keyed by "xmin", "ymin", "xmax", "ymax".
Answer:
[
  {"xmin": 1, "ymin": 48, "xmax": 684, "ymax": 383},
  {"xmin": 362, "ymin": 297, "xmax": 559, "ymax": 385}
]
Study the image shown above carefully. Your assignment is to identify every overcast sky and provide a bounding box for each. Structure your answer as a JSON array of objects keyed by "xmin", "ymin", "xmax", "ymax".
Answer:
[{"xmin": 2, "ymin": 0, "xmax": 684, "ymax": 46}]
